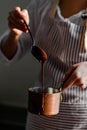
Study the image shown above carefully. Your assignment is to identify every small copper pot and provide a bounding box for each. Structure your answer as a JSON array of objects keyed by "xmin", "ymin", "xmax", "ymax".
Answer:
[{"xmin": 28, "ymin": 87, "xmax": 61, "ymax": 116}]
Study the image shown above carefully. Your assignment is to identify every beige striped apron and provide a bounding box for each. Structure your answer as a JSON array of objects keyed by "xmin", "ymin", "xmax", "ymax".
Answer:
[{"xmin": 26, "ymin": 4, "xmax": 87, "ymax": 130}]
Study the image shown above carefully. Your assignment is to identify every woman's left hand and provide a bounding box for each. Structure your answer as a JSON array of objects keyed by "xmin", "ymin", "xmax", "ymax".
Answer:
[{"xmin": 62, "ymin": 62, "xmax": 87, "ymax": 91}]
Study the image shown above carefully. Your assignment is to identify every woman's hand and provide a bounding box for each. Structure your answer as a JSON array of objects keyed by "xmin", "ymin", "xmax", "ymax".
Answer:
[
  {"xmin": 0, "ymin": 7, "xmax": 29, "ymax": 60},
  {"xmin": 62, "ymin": 62, "xmax": 87, "ymax": 91},
  {"xmin": 8, "ymin": 6, "xmax": 29, "ymax": 35}
]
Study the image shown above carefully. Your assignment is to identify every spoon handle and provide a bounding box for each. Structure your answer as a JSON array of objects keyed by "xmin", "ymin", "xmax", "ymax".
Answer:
[{"xmin": 23, "ymin": 20, "xmax": 34, "ymax": 44}]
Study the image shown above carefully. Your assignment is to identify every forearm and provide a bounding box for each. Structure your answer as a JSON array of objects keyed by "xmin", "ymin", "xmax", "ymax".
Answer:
[{"xmin": 0, "ymin": 30, "xmax": 21, "ymax": 60}]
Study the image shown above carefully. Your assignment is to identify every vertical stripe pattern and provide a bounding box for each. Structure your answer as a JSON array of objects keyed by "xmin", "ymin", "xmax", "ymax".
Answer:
[
  {"xmin": 37, "ymin": 15, "xmax": 87, "ymax": 103},
  {"xmin": 26, "ymin": 2, "xmax": 87, "ymax": 130}
]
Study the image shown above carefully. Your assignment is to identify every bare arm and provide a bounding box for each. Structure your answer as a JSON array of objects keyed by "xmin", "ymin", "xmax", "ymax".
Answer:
[
  {"xmin": 0, "ymin": 31, "xmax": 21, "ymax": 59},
  {"xmin": 0, "ymin": 7, "xmax": 29, "ymax": 60}
]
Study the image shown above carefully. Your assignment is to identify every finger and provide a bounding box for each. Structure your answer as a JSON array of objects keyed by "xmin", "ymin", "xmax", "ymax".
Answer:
[
  {"xmin": 8, "ymin": 19, "xmax": 27, "ymax": 32},
  {"xmin": 15, "ymin": 7, "xmax": 29, "ymax": 22},
  {"xmin": 22, "ymin": 9, "xmax": 29, "ymax": 24},
  {"xmin": 14, "ymin": 8, "xmax": 29, "ymax": 30},
  {"xmin": 15, "ymin": 6, "xmax": 21, "ymax": 12},
  {"xmin": 9, "ymin": 7, "xmax": 25, "ymax": 22},
  {"xmin": 14, "ymin": 6, "xmax": 22, "ymax": 18},
  {"xmin": 62, "ymin": 71, "xmax": 77, "ymax": 91},
  {"xmin": 8, "ymin": 11, "xmax": 27, "ymax": 32},
  {"xmin": 74, "ymin": 79, "xmax": 87, "ymax": 89},
  {"xmin": 9, "ymin": 7, "xmax": 24, "ymax": 23}
]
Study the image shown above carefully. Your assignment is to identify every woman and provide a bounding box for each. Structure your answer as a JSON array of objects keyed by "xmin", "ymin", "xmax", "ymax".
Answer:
[{"xmin": 0, "ymin": 0, "xmax": 87, "ymax": 129}]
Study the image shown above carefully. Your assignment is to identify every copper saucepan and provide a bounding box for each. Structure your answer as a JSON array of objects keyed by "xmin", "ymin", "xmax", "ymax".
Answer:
[{"xmin": 28, "ymin": 87, "xmax": 61, "ymax": 116}]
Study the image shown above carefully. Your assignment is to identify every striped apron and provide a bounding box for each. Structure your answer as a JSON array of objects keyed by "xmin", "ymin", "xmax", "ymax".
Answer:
[{"xmin": 26, "ymin": 6, "xmax": 87, "ymax": 130}]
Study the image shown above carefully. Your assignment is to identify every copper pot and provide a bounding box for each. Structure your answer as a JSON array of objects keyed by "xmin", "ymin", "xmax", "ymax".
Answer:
[{"xmin": 28, "ymin": 87, "xmax": 61, "ymax": 116}]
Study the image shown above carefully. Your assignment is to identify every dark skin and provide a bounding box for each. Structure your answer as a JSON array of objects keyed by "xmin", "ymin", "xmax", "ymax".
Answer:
[
  {"xmin": 0, "ymin": 0, "xmax": 87, "ymax": 90},
  {"xmin": 59, "ymin": 0, "xmax": 87, "ymax": 18},
  {"xmin": 0, "ymin": 8, "xmax": 29, "ymax": 59}
]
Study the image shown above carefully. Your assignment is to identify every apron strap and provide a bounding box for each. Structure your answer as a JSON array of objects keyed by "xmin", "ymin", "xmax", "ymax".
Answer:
[
  {"xmin": 49, "ymin": 0, "xmax": 60, "ymax": 19},
  {"xmin": 81, "ymin": 8, "xmax": 87, "ymax": 51}
]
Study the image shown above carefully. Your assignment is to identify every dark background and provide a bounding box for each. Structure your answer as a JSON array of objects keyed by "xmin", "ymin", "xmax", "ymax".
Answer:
[{"xmin": 0, "ymin": 0, "xmax": 40, "ymax": 129}]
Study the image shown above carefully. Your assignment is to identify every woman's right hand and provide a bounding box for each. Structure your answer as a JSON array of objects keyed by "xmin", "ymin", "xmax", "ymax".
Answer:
[
  {"xmin": 0, "ymin": 7, "xmax": 29, "ymax": 60},
  {"xmin": 8, "ymin": 6, "xmax": 29, "ymax": 36}
]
